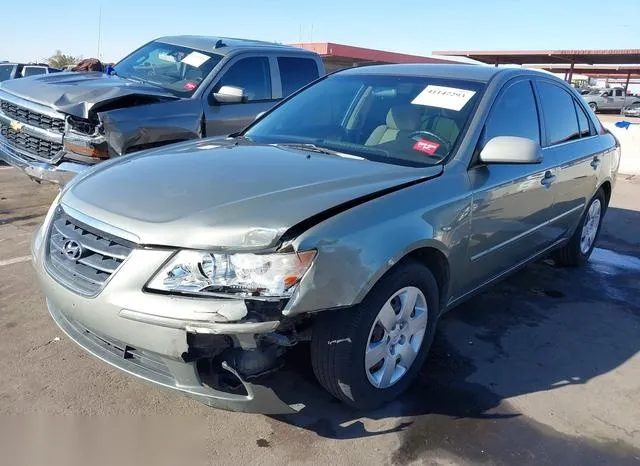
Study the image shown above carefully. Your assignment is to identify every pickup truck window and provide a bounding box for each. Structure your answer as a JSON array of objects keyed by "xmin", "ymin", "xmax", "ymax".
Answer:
[
  {"xmin": 215, "ymin": 57, "xmax": 272, "ymax": 102},
  {"xmin": 537, "ymin": 82, "xmax": 580, "ymax": 145},
  {"xmin": 23, "ymin": 66, "xmax": 47, "ymax": 77},
  {"xmin": 484, "ymin": 80, "xmax": 540, "ymax": 144},
  {"xmin": 113, "ymin": 40, "xmax": 223, "ymax": 98},
  {"xmin": 277, "ymin": 57, "xmax": 319, "ymax": 97},
  {"xmin": 615, "ymin": 89, "xmax": 623, "ymax": 97},
  {"xmin": 0, "ymin": 65, "xmax": 14, "ymax": 82}
]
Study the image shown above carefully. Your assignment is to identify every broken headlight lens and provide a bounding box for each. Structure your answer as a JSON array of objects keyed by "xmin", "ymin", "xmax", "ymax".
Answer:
[{"xmin": 147, "ymin": 250, "xmax": 316, "ymax": 298}]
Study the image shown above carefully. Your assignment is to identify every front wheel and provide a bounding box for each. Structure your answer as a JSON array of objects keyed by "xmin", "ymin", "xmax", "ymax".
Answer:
[
  {"xmin": 311, "ymin": 261, "xmax": 440, "ymax": 410},
  {"xmin": 554, "ymin": 190, "xmax": 606, "ymax": 267},
  {"xmin": 589, "ymin": 102, "xmax": 598, "ymax": 113}
]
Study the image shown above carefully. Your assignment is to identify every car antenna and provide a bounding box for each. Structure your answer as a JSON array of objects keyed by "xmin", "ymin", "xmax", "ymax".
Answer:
[{"xmin": 214, "ymin": 40, "xmax": 226, "ymax": 49}]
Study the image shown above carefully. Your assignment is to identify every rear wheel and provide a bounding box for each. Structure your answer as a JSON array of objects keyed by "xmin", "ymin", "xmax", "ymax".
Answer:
[
  {"xmin": 311, "ymin": 261, "xmax": 440, "ymax": 410},
  {"xmin": 554, "ymin": 190, "xmax": 605, "ymax": 267}
]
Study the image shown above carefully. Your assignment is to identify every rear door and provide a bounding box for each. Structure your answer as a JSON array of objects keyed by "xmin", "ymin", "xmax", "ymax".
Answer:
[
  {"xmin": 203, "ymin": 55, "xmax": 279, "ymax": 137},
  {"xmin": 613, "ymin": 88, "xmax": 626, "ymax": 110},
  {"xmin": 535, "ymin": 79, "xmax": 598, "ymax": 236},
  {"xmin": 466, "ymin": 78, "xmax": 557, "ymax": 291}
]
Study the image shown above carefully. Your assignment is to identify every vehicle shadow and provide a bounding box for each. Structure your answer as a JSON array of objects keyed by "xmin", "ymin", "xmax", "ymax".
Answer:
[{"xmin": 265, "ymin": 206, "xmax": 640, "ymax": 462}]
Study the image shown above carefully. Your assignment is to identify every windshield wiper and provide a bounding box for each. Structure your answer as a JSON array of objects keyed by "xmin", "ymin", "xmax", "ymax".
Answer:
[{"xmin": 274, "ymin": 143, "xmax": 350, "ymax": 157}]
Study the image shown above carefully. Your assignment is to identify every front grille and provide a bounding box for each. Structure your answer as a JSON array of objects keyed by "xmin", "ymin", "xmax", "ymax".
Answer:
[
  {"xmin": 0, "ymin": 99, "xmax": 65, "ymax": 133},
  {"xmin": 0, "ymin": 122, "xmax": 62, "ymax": 160},
  {"xmin": 46, "ymin": 209, "xmax": 134, "ymax": 296}
]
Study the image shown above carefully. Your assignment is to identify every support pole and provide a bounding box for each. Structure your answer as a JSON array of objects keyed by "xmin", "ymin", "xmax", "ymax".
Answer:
[
  {"xmin": 567, "ymin": 62, "xmax": 575, "ymax": 85},
  {"xmin": 624, "ymin": 72, "xmax": 631, "ymax": 95}
]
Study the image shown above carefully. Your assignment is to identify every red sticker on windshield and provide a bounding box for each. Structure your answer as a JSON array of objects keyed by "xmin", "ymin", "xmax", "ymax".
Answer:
[
  {"xmin": 413, "ymin": 139, "xmax": 440, "ymax": 155},
  {"xmin": 184, "ymin": 81, "xmax": 197, "ymax": 91}
]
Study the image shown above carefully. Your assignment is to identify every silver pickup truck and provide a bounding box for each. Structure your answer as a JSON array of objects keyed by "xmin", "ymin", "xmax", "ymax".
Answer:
[
  {"xmin": 583, "ymin": 87, "xmax": 640, "ymax": 113},
  {"xmin": 0, "ymin": 36, "xmax": 324, "ymax": 185}
]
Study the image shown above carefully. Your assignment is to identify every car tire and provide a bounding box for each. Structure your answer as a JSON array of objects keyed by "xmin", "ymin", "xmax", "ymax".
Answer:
[
  {"xmin": 589, "ymin": 102, "xmax": 598, "ymax": 113},
  {"xmin": 311, "ymin": 260, "xmax": 440, "ymax": 410},
  {"xmin": 554, "ymin": 189, "xmax": 606, "ymax": 267}
]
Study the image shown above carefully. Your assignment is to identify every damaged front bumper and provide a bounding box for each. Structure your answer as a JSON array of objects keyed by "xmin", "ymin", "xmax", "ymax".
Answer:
[
  {"xmin": 0, "ymin": 136, "xmax": 88, "ymax": 185},
  {"xmin": 31, "ymin": 218, "xmax": 304, "ymax": 414},
  {"xmin": 48, "ymin": 301, "xmax": 300, "ymax": 414}
]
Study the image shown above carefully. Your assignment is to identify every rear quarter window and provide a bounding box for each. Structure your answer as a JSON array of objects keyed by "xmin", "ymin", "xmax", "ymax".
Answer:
[
  {"xmin": 22, "ymin": 67, "xmax": 47, "ymax": 77},
  {"xmin": 277, "ymin": 57, "xmax": 319, "ymax": 97}
]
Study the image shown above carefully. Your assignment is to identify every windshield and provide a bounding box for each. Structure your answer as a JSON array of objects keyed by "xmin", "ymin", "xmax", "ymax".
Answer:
[
  {"xmin": 244, "ymin": 73, "xmax": 484, "ymax": 167},
  {"xmin": 113, "ymin": 41, "xmax": 223, "ymax": 97}
]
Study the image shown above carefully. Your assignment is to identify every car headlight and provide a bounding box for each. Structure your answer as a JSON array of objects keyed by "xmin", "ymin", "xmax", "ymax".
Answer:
[{"xmin": 147, "ymin": 250, "xmax": 316, "ymax": 298}]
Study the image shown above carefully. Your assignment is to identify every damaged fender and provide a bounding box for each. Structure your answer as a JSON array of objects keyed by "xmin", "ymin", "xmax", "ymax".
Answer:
[{"xmin": 99, "ymin": 99, "xmax": 204, "ymax": 155}]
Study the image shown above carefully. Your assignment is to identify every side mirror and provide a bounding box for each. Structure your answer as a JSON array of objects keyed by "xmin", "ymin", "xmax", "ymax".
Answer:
[
  {"xmin": 479, "ymin": 136, "xmax": 543, "ymax": 165},
  {"xmin": 602, "ymin": 92, "xmax": 610, "ymax": 97},
  {"xmin": 212, "ymin": 85, "xmax": 245, "ymax": 104}
]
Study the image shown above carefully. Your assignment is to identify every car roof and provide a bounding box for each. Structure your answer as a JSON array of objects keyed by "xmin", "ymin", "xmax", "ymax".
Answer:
[
  {"xmin": 157, "ymin": 35, "xmax": 314, "ymax": 56},
  {"xmin": 336, "ymin": 63, "xmax": 554, "ymax": 83}
]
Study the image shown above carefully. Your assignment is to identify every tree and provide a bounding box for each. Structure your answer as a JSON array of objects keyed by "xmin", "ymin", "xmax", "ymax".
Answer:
[{"xmin": 47, "ymin": 50, "xmax": 80, "ymax": 69}]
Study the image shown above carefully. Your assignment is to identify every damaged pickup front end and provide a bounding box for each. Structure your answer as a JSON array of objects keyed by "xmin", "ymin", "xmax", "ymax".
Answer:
[{"xmin": 0, "ymin": 72, "xmax": 202, "ymax": 185}]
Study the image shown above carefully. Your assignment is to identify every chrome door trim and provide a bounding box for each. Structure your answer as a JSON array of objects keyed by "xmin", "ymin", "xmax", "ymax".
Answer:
[{"xmin": 470, "ymin": 203, "xmax": 584, "ymax": 262}]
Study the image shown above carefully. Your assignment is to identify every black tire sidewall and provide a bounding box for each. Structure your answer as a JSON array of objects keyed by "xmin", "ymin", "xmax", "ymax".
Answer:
[
  {"xmin": 321, "ymin": 261, "xmax": 440, "ymax": 409},
  {"xmin": 571, "ymin": 190, "xmax": 606, "ymax": 264}
]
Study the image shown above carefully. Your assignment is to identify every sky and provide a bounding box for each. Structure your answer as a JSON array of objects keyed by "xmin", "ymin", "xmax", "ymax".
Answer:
[{"xmin": 1, "ymin": 0, "xmax": 638, "ymax": 64}]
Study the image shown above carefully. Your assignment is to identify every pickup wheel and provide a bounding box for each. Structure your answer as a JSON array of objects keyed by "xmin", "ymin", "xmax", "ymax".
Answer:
[
  {"xmin": 554, "ymin": 189, "xmax": 606, "ymax": 267},
  {"xmin": 588, "ymin": 102, "xmax": 598, "ymax": 113},
  {"xmin": 311, "ymin": 261, "xmax": 440, "ymax": 410}
]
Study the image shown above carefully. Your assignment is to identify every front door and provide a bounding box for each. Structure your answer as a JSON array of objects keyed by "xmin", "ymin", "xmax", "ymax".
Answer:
[
  {"xmin": 203, "ymin": 55, "xmax": 279, "ymax": 137},
  {"xmin": 465, "ymin": 79, "xmax": 557, "ymax": 292}
]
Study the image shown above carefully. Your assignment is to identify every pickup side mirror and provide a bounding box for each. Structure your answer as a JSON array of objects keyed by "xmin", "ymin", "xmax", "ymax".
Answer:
[
  {"xmin": 601, "ymin": 92, "xmax": 610, "ymax": 97},
  {"xmin": 479, "ymin": 136, "xmax": 543, "ymax": 165},
  {"xmin": 212, "ymin": 85, "xmax": 246, "ymax": 104}
]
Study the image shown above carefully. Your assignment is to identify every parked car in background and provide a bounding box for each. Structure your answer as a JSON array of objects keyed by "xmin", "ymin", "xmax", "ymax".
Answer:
[
  {"xmin": 32, "ymin": 64, "xmax": 619, "ymax": 413},
  {"xmin": 583, "ymin": 87, "xmax": 640, "ymax": 113},
  {"xmin": 0, "ymin": 36, "xmax": 324, "ymax": 184},
  {"xmin": 621, "ymin": 102, "xmax": 640, "ymax": 117},
  {"xmin": 0, "ymin": 63, "xmax": 61, "ymax": 82}
]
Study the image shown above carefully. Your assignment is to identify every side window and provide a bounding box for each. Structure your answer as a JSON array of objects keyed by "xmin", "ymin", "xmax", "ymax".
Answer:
[
  {"xmin": 537, "ymin": 82, "xmax": 580, "ymax": 145},
  {"xmin": 214, "ymin": 57, "xmax": 272, "ymax": 102},
  {"xmin": 23, "ymin": 67, "xmax": 47, "ymax": 77},
  {"xmin": 615, "ymin": 89, "xmax": 623, "ymax": 97},
  {"xmin": 574, "ymin": 101, "xmax": 593, "ymax": 137},
  {"xmin": 0, "ymin": 65, "xmax": 14, "ymax": 82},
  {"xmin": 484, "ymin": 80, "xmax": 540, "ymax": 143},
  {"xmin": 277, "ymin": 57, "xmax": 319, "ymax": 97}
]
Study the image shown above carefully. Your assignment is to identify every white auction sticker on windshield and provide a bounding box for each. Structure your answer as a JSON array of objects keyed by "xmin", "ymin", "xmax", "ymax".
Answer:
[
  {"xmin": 181, "ymin": 51, "xmax": 210, "ymax": 68},
  {"xmin": 412, "ymin": 85, "xmax": 476, "ymax": 111}
]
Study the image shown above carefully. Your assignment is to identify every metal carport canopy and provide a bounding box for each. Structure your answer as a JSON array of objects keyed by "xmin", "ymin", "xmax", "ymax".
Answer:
[{"xmin": 432, "ymin": 49, "xmax": 640, "ymax": 66}]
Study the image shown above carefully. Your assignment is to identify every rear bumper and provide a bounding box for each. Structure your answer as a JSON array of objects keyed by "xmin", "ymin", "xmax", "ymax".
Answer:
[{"xmin": 0, "ymin": 135, "xmax": 88, "ymax": 185}]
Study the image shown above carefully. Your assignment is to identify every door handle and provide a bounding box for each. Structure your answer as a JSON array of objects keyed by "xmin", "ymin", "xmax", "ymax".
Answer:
[
  {"xmin": 541, "ymin": 171, "xmax": 556, "ymax": 187},
  {"xmin": 591, "ymin": 157, "xmax": 601, "ymax": 169}
]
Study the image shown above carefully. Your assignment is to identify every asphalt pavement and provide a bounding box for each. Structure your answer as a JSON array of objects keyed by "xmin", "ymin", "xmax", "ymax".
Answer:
[{"xmin": 0, "ymin": 165, "xmax": 639, "ymax": 466}]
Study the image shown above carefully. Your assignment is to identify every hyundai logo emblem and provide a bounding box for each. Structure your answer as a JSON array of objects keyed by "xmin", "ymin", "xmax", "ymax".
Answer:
[{"xmin": 63, "ymin": 240, "xmax": 83, "ymax": 260}]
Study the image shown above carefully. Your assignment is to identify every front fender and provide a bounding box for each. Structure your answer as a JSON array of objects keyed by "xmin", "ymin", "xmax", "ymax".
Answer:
[
  {"xmin": 284, "ymin": 172, "xmax": 472, "ymax": 316},
  {"xmin": 99, "ymin": 99, "xmax": 203, "ymax": 155}
]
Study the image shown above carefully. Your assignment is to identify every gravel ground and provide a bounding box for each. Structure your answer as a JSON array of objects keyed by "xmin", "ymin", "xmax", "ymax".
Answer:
[{"xmin": 0, "ymin": 166, "xmax": 639, "ymax": 466}]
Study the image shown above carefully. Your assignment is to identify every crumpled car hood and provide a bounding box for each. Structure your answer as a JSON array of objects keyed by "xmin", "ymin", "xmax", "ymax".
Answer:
[
  {"xmin": 0, "ymin": 72, "xmax": 177, "ymax": 118},
  {"xmin": 61, "ymin": 140, "xmax": 442, "ymax": 250}
]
